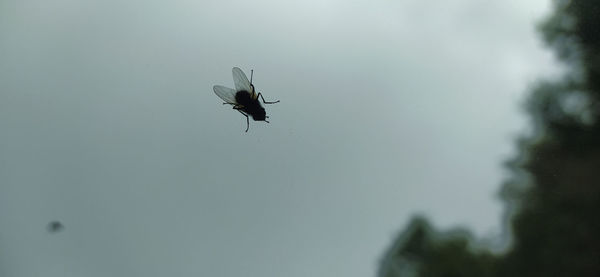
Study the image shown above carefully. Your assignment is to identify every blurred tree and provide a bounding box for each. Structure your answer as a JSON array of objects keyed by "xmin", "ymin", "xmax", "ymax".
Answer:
[
  {"xmin": 379, "ymin": 1, "xmax": 600, "ymax": 276},
  {"xmin": 498, "ymin": 0, "xmax": 600, "ymax": 275},
  {"xmin": 378, "ymin": 217, "xmax": 496, "ymax": 277}
]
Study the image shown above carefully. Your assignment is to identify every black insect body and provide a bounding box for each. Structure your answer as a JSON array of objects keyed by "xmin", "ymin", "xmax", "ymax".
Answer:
[
  {"xmin": 47, "ymin": 221, "xmax": 64, "ymax": 233},
  {"xmin": 235, "ymin": 89, "xmax": 266, "ymax": 120},
  {"xmin": 214, "ymin": 67, "xmax": 279, "ymax": 132}
]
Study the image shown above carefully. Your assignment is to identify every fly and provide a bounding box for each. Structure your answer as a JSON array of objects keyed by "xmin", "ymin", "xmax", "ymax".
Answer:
[{"xmin": 213, "ymin": 67, "xmax": 279, "ymax": 132}]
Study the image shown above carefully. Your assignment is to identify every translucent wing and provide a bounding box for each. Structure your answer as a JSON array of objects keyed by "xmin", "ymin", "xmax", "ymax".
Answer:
[
  {"xmin": 213, "ymin": 85, "xmax": 237, "ymax": 104},
  {"xmin": 232, "ymin": 67, "xmax": 252, "ymax": 93}
]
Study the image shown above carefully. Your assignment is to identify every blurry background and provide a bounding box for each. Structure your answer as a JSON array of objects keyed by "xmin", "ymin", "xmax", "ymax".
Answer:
[{"xmin": 2, "ymin": 0, "xmax": 590, "ymax": 277}]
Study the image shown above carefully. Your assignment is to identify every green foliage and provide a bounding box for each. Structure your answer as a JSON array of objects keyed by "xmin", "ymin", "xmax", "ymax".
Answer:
[
  {"xmin": 380, "ymin": 1, "xmax": 600, "ymax": 276},
  {"xmin": 379, "ymin": 217, "xmax": 497, "ymax": 277},
  {"xmin": 500, "ymin": 1, "xmax": 600, "ymax": 275}
]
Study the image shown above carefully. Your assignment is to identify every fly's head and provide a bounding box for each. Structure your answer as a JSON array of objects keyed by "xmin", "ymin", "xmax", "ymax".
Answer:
[{"xmin": 251, "ymin": 107, "xmax": 268, "ymax": 121}]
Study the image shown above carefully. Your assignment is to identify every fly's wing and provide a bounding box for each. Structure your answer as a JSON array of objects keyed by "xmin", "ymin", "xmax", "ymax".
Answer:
[
  {"xmin": 232, "ymin": 67, "xmax": 252, "ymax": 93},
  {"xmin": 213, "ymin": 85, "xmax": 237, "ymax": 104}
]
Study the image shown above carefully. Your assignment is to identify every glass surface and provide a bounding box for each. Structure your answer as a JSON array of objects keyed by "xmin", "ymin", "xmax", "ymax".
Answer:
[{"xmin": 1, "ymin": 0, "xmax": 597, "ymax": 276}]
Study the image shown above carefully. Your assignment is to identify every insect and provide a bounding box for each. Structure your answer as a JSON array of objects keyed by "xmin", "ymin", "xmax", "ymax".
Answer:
[
  {"xmin": 47, "ymin": 221, "xmax": 64, "ymax": 233},
  {"xmin": 213, "ymin": 67, "xmax": 279, "ymax": 132}
]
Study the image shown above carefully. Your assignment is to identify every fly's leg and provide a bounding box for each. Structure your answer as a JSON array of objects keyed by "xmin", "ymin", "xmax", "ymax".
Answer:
[
  {"xmin": 232, "ymin": 104, "xmax": 244, "ymax": 110},
  {"xmin": 233, "ymin": 107, "xmax": 250, "ymax": 132},
  {"xmin": 237, "ymin": 110, "xmax": 249, "ymax": 132},
  {"xmin": 223, "ymin": 102, "xmax": 236, "ymax": 105},
  {"xmin": 257, "ymin": 93, "xmax": 280, "ymax": 104}
]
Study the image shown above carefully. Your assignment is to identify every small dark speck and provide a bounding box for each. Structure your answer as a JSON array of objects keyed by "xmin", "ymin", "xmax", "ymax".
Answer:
[{"xmin": 47, "ymin": 221, "xmax": 64, "ymax": 233}]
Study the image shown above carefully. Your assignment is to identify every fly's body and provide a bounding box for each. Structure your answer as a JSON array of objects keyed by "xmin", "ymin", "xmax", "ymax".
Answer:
[
  {"xmin": 234, "ymin": 88, "xmax": 267, "ymax": 121},
  {"xmin": 213, "ymin": 67, "xmax": 279, "ymax": 132}
]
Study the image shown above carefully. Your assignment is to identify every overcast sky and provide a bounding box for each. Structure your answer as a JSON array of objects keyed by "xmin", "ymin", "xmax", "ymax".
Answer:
[{"xmin": 1, "ymin": 0, "xmax": 561, "ymax": 276}]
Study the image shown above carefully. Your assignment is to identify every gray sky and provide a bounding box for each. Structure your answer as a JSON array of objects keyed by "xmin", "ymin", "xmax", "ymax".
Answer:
[{"xmin": 0, "ymin": 0, "xmax": 560, "ymax": 276}]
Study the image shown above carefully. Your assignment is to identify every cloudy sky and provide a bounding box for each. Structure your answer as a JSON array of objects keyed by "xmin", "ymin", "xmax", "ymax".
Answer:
[{"xmin": 1, "ymin": 0, "xmax": 561, "ymax": 276}]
